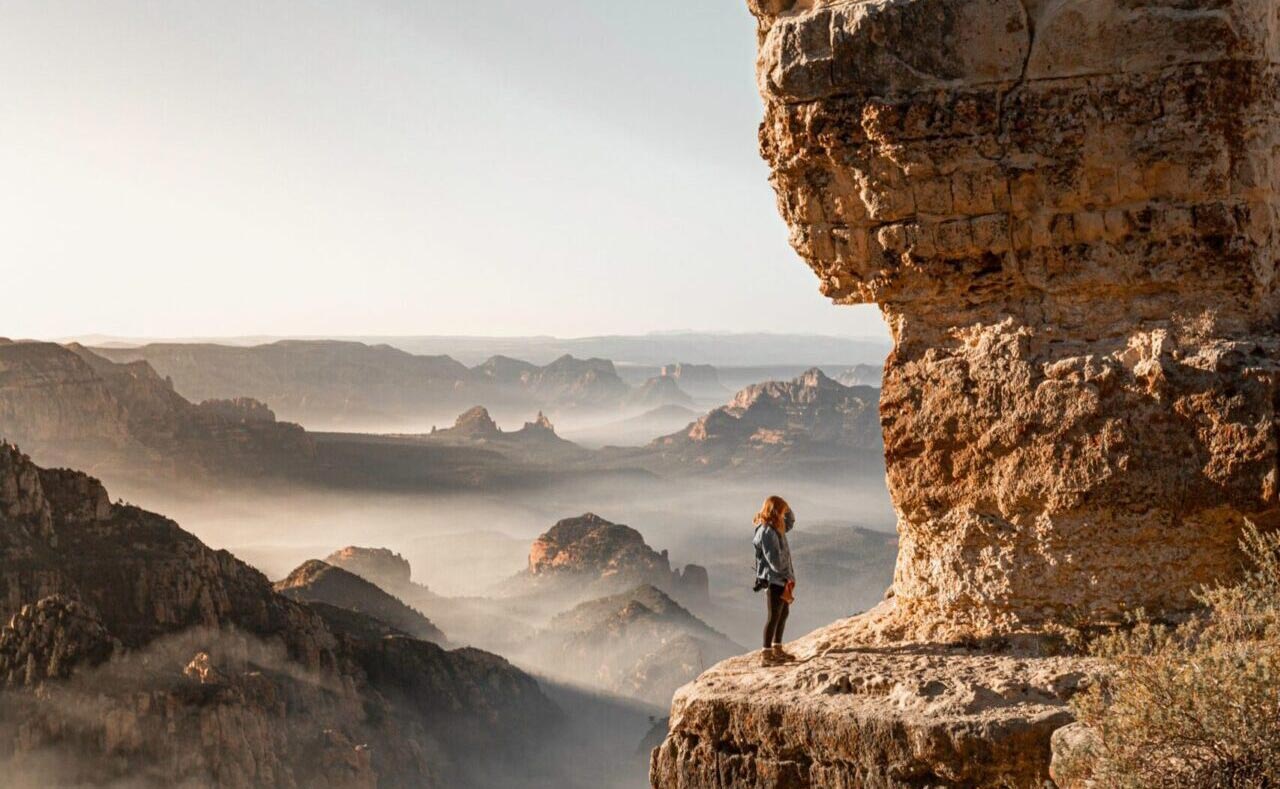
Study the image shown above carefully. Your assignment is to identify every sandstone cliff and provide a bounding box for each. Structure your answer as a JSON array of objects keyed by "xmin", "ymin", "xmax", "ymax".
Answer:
[
  {"xmin": 654, "ymin": 0, "xmax": 1280, "ymax": 784},
  {"xmin": 743, "ymin": 0, "xmax": 1280, "ymax": 638}
]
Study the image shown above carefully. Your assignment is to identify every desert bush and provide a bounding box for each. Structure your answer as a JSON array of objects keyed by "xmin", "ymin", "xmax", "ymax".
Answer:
[{"xmin": 1065, "ymin": 523, "xmax": 1280, "ymax": 788}]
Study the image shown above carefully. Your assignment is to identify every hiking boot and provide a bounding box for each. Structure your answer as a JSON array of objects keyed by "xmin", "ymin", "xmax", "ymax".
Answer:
[
  {"xmin": 758, "ymin": 648, "xmax": 782, "ymax": 667},
  {"xmin": 771, "ymin": 645, "xmax": 796, "ymax": 662}
]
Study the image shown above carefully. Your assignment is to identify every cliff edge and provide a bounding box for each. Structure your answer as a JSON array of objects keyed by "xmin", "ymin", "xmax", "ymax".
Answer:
[{"xmin": 653, "ymin": 0, "xmax": 1280, "ymax": 784}]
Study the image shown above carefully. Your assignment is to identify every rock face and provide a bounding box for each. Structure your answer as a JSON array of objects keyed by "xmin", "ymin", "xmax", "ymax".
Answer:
[
  {"xmin": 0, "ymin": 339, "xmax": 131, "ymax": 453},
  {"xmin": 654, "ymin": 1, "xmax": 1280, "ymax": 785},
  {"xmin": 0, "ymin": 442, "xmax": 559, "ymax": 787},
  {"xmin": 647, "ymin": 368, "xmax": 881, "ymax": 474},
  {"xmin": 746, "ymin": 0, "xmax": 1280, "ymax": 637}
]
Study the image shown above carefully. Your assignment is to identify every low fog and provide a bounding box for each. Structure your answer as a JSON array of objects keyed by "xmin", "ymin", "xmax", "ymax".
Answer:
[{"xmin": 106, "ymin": 469, "xmax": 891, "ymax": 786}]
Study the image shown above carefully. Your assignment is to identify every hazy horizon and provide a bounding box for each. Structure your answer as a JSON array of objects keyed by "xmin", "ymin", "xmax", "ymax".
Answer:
[{"xmin": 3, "ymin": 0, "xmax": 888, "ymax": 342}]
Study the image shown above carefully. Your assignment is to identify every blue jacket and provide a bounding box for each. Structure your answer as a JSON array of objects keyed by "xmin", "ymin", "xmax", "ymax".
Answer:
[{"xmin": 753, "ymin": 523, "xmax": 795, "ymax": 587}]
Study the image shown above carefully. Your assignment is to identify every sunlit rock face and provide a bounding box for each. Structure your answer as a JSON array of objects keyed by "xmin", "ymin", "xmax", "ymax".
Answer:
[
  {"xmin": 652, "ymin": 2, "xmax": 1280, "ymax": 786},
  {"xmin": 749, "ymin": 0, "xmax": 1280, "ymax": 638}
]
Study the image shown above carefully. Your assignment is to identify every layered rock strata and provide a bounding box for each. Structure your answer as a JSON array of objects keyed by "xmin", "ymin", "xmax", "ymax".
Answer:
[
  {"xmin": 654, "ymin": 0, "xmax": 1280, "ymax": 785},
  {"xmin": 747, "ymin": 0, "xmax": 1280, "ymax": 639}
]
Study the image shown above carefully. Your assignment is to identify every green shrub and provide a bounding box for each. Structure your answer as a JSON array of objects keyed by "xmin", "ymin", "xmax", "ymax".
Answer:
[{"xmin": 1066, "ymin": 524, "xmax": 1280, "ymax": 788}]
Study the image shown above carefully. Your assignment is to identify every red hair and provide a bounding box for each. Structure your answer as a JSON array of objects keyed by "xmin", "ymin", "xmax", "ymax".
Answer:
[{"xmin": 753, "ymin": 495, "xmax": 790, "ymax": 534}]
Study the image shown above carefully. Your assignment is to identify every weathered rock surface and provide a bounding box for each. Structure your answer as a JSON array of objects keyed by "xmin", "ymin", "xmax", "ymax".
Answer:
[
  {"xmin": 655, "ymin": 0, "xmax": 1279, "ymax": 785},
  {"xmin": 746, "ymin": 0, "xmax": 1280, "ymax": 637},
  {"xmin": 651, "ymin": 611, "xmax": 1089, "ymax": 788}
]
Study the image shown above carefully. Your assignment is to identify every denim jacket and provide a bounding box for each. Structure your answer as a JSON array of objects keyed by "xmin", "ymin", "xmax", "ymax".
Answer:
[{"xmin": 753, "ymin": 522, "xmax": 795, "ymax": 587}]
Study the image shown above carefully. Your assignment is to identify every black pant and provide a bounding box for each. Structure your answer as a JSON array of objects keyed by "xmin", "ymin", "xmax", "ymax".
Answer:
[{"xmin": 763, "ymin": 583, "xmax": 790, "ymax": 648}]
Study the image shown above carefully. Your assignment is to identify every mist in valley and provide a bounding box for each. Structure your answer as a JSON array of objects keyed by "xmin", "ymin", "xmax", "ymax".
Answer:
[
  {"xmin": 0, "ymin": 327, "xmax": 896, "ymax": 787},
  {"xmin": 88, "ymin": 437, "xmax": 895, "ymax": 787}
]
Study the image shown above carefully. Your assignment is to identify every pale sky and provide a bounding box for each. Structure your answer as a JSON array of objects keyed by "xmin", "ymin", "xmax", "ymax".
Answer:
[{"xmin": 2, "ymin": 1, "xmax": 888, "ymax": 341}]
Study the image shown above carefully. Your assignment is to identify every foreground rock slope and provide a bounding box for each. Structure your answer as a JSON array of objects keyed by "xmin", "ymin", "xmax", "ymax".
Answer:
[
  {"xmin": 0, "ymin": 442, "xmax": 558, "ymax": 787},
  {"xmin": 654, "ymin": 0, "xmax": 1280, "ymax": 785}
]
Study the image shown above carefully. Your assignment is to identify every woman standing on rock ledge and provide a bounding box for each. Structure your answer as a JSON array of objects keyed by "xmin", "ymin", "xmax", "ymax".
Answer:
[{"xmin": 753, "ymin": 495, "xmax": 796, "ymax": 666}]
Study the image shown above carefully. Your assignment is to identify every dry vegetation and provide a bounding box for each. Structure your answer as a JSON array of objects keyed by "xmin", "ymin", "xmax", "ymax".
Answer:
[{"xmin": 1061, "ymin": 525, "xmax": 1280, "ymax": 787}]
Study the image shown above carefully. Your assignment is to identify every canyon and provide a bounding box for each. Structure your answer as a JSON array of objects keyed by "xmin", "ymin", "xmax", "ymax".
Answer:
[
  {"xmin": 0, "ymin": 442, "xmax": 562, "ymax": 787},
  {"xmin": 651, "ymin": 0, "xmax": 1280, "ymax": 785}
]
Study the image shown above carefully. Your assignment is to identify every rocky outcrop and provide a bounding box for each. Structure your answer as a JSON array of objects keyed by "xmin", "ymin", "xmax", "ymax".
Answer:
[
  {"xmin": 438, "ymin": 405, "xmax": 502, "ymax": 439},
  {"xmin": 651, "ymin": 612, "xmax": 1088, "ymax": 788},
  {"xmin": 744, "ymin": 0, "xmax": 1280, "ymax": 638},
  {"xmin": 646, "ymin": 368, "xmax": 881, "ymax": 474},
  {"xmin": 527, "ymin": 513, "xmax": 674, "ymax": 579},
  {"xmin": 422, "ymin": 406, "xmax": 586, "ymax": 464},
  {"xmin": 275, "ymin": 560, "xmax": 447, "ymax": 645},
  {"xmin": 0, "ymin": 595, "xmax": 117, "ymax": 688},
  {"xmin": 0, "ymin": 443, "xmax": 560, "ymax": 787},
  {"xmin": 508, "ymin": 513, "xmax": 710, "ymax": 610},
  {"xmin": 654, "ymin": 0, "xmax": 1280, "ymax": 784}
]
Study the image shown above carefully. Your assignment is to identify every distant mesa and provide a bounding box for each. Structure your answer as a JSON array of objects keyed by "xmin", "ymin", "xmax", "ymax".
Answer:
[
  {"xmin": 325, "ymin": 545, "xmax": 414, "ymax": 591},
  {"xmin": 659, "ymin": 363, "xmax": 728, "ymax": 398},
  {"xmin": 275, "ymin": 559, "xmax": 446, "ymax": 644}
]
